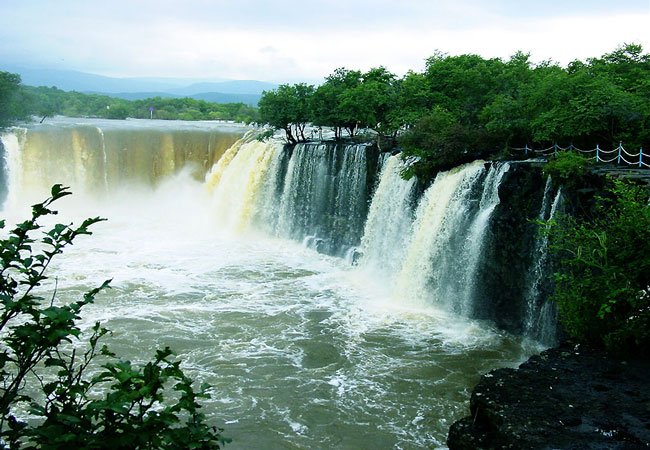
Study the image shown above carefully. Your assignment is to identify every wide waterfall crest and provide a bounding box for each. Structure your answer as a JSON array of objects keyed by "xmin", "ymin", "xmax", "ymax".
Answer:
[{"xmin": 0, "ymin": 119, "xmax": 247, "ymax": 204}]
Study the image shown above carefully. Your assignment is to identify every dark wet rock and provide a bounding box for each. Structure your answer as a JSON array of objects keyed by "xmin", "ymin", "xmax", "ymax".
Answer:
[
  {"xmin": 474, "ymin": 161, "xmax": 550, "ymax": 334},
  {"xmin": 448, "ymin": 342, "xmax": 650, "ymax": 449}
]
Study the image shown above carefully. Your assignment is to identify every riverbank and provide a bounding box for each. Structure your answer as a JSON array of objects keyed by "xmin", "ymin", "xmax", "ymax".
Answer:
[{"xmin": 447, "ymin": 342, "xmax": 650, "ymax": 449}]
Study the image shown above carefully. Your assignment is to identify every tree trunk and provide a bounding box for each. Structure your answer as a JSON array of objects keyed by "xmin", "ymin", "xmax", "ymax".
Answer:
[
  {"xmin": 298, "ymin": 123, "xmax": 306, "ymax": 142},
  {"xmin": 285, "ymin": 127, "xmax": 296, "ymax": 144}
]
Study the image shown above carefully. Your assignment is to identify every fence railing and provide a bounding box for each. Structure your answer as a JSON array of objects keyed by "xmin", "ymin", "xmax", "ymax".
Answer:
[{"xmin": 511, "ymin": 142, "xmax": 649, "ymax": 169}]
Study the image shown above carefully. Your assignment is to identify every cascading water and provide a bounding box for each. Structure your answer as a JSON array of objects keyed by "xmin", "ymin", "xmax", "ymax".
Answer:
[
  {"xmin": 455, "ymin": 163, "xmax": 510, "ymax": 315},
  {"xmin": 0, "ymin": 118, "xmax": 548, "ymax": 449},
  {"xmin": 205, "ymin": 134, "xmax": 284, "ymax": 232},
  {"xmin": 524, "ymin": 180, "xmax": 563, "ymax": 344},
  {"xmin": 393, "ymin": 161, "xmax": 486, "ymax": 311},
  {"xmin": 266, "ymin": 142, "xmax": 374, "ymax": 257},
  {"xmin": 0, "ymin": 117, "xmax": 246, "ymax": 206},
  {"xmin": 357, "ymin": 155, "xmax": 417, "ymax": 276},
  {"xmin": 364, "ymin": 161, "xmax": 512, "ymax": 318},
  {"xmin": 292, "ymin": 142, "xmax": 369, "ymax": 256}
]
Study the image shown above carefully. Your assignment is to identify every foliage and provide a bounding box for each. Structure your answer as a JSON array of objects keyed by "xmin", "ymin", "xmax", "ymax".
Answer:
[
  {"xmin": 542, "ymin": 150, "xmax": 593, "ymax": 189},
  {"xmin": 10, "ymin": 85, "xmax": 259, "ymax": 124},
  {"xmin": 398, "ymin": 107, "xmax": 496, "ymax": 181},
  {"xmin": 311, "ymin": 68, "xmax": 362, "ymax": 139},
  {"xmin": 0, "ymin": 72, "xmax": 29, "ymax": 128},
  {"xmin": 258, "ymin": 84, "xmax": 314, "ymax": 144},
  {"xmin": 544, "ymin": 179, "xmax": 650, "ymax": 355},
  {"xmin": 255, "ymin": 42, "xmax": 650, "ymax": 181},
  {"xmin": 339, "ymin": 67, "xmax": 398, "ymax": 136},
  {"xmin": 0, "ymin": 185, "xmax": 228, "ymax": 449}
]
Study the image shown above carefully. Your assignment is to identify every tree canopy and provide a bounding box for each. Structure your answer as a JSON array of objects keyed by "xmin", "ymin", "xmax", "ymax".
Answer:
[
  {"xmin": 257, "ymin": 43, "xmax": 650, "ymax": 180},
  {"xmin": 0, "ymin": 72, "xmax": 29, "ymax": 127}
]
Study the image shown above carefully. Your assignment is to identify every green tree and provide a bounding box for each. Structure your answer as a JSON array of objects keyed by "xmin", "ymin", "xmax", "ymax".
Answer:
[
  {"xmin": 398, "ymin": 106, "xmax": 485, "ymax": 181},
  {"xmin": 338, "ymin": 67, "xmax": 398, "ymax": 137},
  {"xmin": 480, "ymin": 52, "xmax": 535, "ymax": 146},
  {"xmin": 311, "ymin": 68, "xmax": 361, "ymax": 139},
  {"xmin": 423, "ymin": 52, "xmax": 505, "ymax": 126},
  {"xmin": 0, "ymin": 72, "xmax": 27, "ymax": 127},
  {"xmin": 103, "ymin": 103, "xmax": 130, "ymax": 120},
  {"xmin": 0, "ymin": 185, "xmax": 229, "ymax": 449},
  {"xmin": 258, "ymin": 83, "xmax": 314, "ymax": 143},
  {"xmin": 525, "ymin": 64, "xmax": 643, "ymax": 147},
  {"xmin": 388, "ymin": 71, "xmax": 432, "ymax": 131}
]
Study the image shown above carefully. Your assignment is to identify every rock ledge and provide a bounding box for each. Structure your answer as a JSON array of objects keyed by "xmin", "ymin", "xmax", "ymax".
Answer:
[{"xmin": 448, "ymin": 343, "xmax": 650, "ymax": 449}]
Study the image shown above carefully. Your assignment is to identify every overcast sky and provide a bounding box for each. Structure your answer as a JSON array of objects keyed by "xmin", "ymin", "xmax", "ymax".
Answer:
[{"xmin": 1, "ymin": 0, "xmax": 649, "ymax": 83}]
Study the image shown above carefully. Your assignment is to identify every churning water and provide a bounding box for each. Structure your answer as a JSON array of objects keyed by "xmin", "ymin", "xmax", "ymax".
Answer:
[{"xmin": 1, "ymin": 118, "xmax": 541, "ymax": 449}]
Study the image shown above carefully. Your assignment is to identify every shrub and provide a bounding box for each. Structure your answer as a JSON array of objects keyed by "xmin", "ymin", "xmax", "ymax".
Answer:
[
  {"xmin": 544, "ymin": 179, "xmax": 650, "ymax": 355},
  {"xmin": 0, "ymin": 185, "xmax": 229, "ymax": 449},
  {"xmin": 542, "ymin": 150, "xmax": 592, "ymax": 188}
]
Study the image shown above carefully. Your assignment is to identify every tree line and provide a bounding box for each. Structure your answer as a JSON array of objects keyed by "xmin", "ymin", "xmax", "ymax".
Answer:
[
  {"xmin": 259, "ymin": 43, "xmax": 650, "ymax": 180},
  {"xmin": 0, "ymin": 78, "xmax": 260, "ymax": 125}
]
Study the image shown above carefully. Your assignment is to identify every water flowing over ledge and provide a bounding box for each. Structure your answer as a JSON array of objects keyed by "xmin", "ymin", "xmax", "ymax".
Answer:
[
  {"xmin": 204, "ymin": 135, "xmax": 559, "ymax": 342},
  {"xmin": 0, "ymin": 120, "xmax": 559, "ymax": 448},
  {"xmin": 0, "ymin": 124, "xmax": 560, "ymax": 341}
]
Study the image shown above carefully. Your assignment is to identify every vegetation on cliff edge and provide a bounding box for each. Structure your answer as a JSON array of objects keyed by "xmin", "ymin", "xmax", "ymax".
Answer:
[
  {"xmin": 258, "ymin": 43, "xmax": 650, "ymax": 181},
  {"xmin": 544, "ymin": 179, "xmax": 650, "ymax": 356}
]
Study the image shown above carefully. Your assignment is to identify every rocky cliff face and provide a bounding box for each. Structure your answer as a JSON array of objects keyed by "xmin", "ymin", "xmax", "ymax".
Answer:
[
  {"xmin": 447, "ymin": 342, "xmax": 650, "ymax": 450},
  {"xmin": 473, "ymin": 162, "xmax": 552, "ymax": 334}
]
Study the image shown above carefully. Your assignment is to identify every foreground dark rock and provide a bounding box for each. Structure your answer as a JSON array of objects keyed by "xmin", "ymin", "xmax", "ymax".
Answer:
[{"xmin": 448, "ymin": 342, "xmax": 650, "ymax": 449}]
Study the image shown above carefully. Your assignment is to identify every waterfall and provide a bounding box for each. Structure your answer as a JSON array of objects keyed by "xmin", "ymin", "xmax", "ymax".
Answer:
[
  {"xmin": 270, "ymin": 142, "xmax": 373, "ymax": 257},
  {"xmin": 0, "ymin": 120, "xmax": 246, "ymax": 205},
  {"xmin": 96, "ymin": 127, "xmax": 109, "ymax": 194},
  {"xmin": 456, "ymin": 162, "xmax": 510, "ymax": 315},
  {"xmin": 0, "ymin": 128, "xmax": 27, "ymax": 208},
  {"xmin": 1, "ymin": 118, "xmax": 560, "ymax": 343},
  {"xmin": 357, "ymin": 155, "xmax": 417, "ymax": 277},
  {"xmin": 200, "ymin": 139, "xmax": 376, "ymax": 256},
  {"xmin": 393, "ymin": 161, "xmax": 487, "ymax": 310},
  {"xmin": 206, "ymin": 145, "xmax": 519, "ymax": 324},
  {"xmin": 525, "ymin": 182, "xmax": 563, "ymax": 344},
  {"xmin": 205, "ymin": 135, "xmax": 283, "ymax": 232}
]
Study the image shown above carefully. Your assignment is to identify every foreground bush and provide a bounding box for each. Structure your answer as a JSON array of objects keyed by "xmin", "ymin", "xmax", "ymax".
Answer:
[
  {"xmin": 0, "ymin": 185, "xmax": 228, "ymax": 449},
  {"xmin": 545, "ymin": 179, "xmax": 650, "ymax": 355}
]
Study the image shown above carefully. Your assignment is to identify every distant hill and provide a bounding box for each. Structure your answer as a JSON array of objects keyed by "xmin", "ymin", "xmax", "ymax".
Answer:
[
  {"xmin": 2, "ymin": 66, "xmax": 193, "ymax": 93},
  {"xmin": 96, "ymin": 90, "xmax": 262, "ymax": 106},
  {"xmin": 189, "ymin": 92, "xmax": 262, "ymax": 106},
  {"xmin": 2, "ymin": 65, "xmax": 274, "ymax": 105},
  {"xmin": 171, "ymin": 80, "xmax": 277, "ymax": 96},
  {"xmin": 84, "ymin": 91, "xmax": 178, "ymax": 100}
]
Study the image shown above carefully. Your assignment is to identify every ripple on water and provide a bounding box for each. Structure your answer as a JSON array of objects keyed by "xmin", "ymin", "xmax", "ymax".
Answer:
[{"xmin": 6, "ymin": 184, "xmax": 536, "ymax": 450}]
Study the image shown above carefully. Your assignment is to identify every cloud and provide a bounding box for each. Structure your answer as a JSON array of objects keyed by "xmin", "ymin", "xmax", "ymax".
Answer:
[{"xmin": 1, "ymin": 0, "xmax": 648, "ymax": 82}]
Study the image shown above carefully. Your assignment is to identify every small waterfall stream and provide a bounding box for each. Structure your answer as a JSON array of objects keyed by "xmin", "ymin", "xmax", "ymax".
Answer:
[{"xmin": 524, "ymin": 181, "xmax": 563, "ymax": 344}]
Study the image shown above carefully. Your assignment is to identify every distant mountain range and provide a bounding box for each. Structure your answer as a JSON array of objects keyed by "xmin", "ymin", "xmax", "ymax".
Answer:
[{"xmin": 2, "ymin": 65, "xmax": 277, "ymax": 106}]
